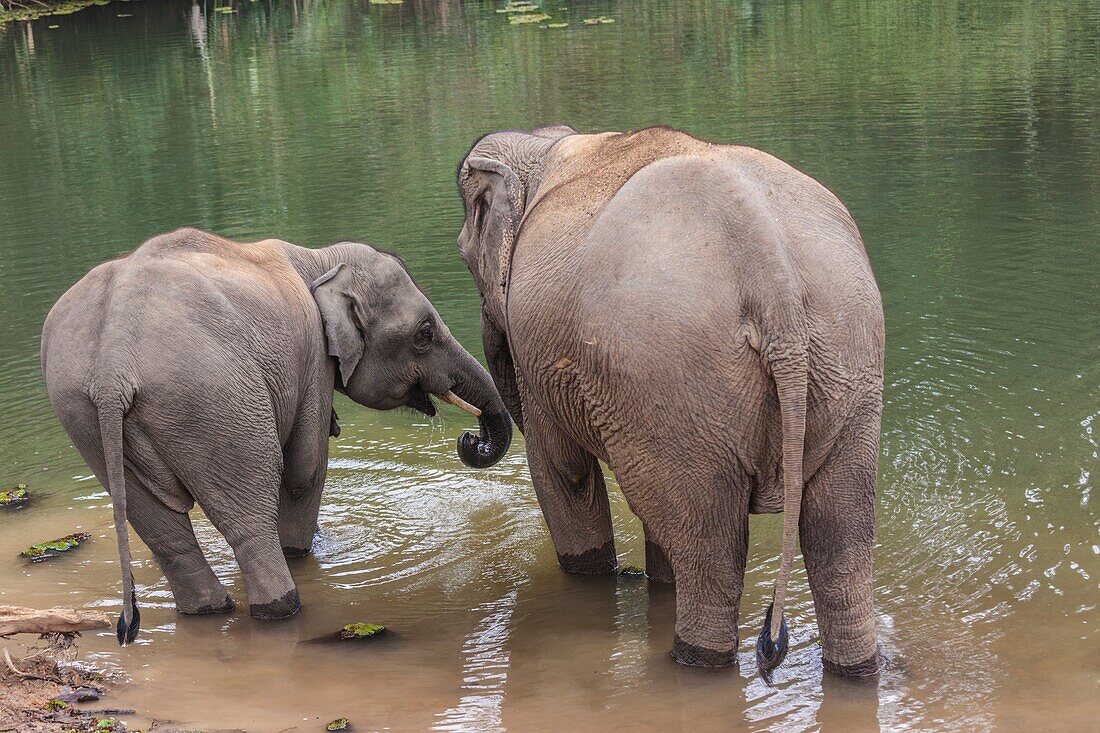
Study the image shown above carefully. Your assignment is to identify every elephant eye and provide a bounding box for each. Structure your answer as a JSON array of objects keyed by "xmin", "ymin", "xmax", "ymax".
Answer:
[{"xmin": 415, "ymin": 321, "xmax": 434, "ymax": 347}]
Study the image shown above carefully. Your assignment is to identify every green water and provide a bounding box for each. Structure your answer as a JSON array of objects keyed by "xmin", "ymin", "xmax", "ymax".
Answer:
[{"xmin": 1, "ymin": 1, "xmax": 1098, "ymax": 731}]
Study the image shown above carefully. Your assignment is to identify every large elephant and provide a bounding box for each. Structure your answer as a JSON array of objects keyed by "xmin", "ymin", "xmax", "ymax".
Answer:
[
  {"xmin": 41, "ymin": 228, "xmax": 512, "ymax": 645},
  {"xmin": 455, "ymin": 126, "xmax": 885, "ymax": 677}
]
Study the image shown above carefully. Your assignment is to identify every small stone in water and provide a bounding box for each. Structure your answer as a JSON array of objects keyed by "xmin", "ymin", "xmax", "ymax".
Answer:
[
  {"xmin": 57, "ymin": 685, "xmax": 102, "ymax": 703},
  {"xmin": 340, "ymin": 622, "xmax": 385, "ymax": 640},
  {"xmin": 21, "ymin": 532, "xmax": 91, "ymax": 561},
  {"xmin": 327, "ymin": 718, "xmax": 350, "ymax": 731},
  {"xmin": 619, "ymin": 565, "xmax": 646, "ymax": 579},
  {"xmin": 0, "ymin": 484, "xmax": 29, "ymax": 506}
]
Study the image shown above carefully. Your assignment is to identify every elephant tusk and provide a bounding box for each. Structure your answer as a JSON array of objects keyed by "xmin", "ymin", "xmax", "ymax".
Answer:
[{"xmin": 437, "ymin": 391, "xmax": 482, "ymax": 418}]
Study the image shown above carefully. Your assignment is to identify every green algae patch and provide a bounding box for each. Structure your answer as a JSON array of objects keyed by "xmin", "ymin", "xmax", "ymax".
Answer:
[
  {"xmin": 0, "ymin": 484, "xmax": 29, "ymax": 506},
  {"xmin": 509, "ymin": 13, "xmax": 549, "ymax": 25},
  {"xmin": 618, "ymin": 564, "xmax": 646, "ymax": 579},
  {"xmin": 340, "ymin": 622, "xmax": 385, "ymax": 640},
  {"xmin": 0, "ymin": 0, "xmax": 109, "ymax": 25},
  {"xmin": 326, "ymin": 719, "xmax": 350, "ymax": 731},
  {"xmin": 497, "ymin": 1, "xmax": 539, "ymax": 12},
  {"xmin": 21, "ymin": 532, "xmax": 91, "ymax": 561}
]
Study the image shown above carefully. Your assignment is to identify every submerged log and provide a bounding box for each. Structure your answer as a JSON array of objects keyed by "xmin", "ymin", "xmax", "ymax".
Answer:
[{"xmin": 0, "ymin": 605, "xmax": 110, "ymax": 637}]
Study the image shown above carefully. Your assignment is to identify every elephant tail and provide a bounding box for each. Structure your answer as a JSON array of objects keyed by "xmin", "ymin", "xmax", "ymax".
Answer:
[
  {"xmin": 756, "ymin": 336, "xmax": 808, "ymax": 676},
  {"xmin": 94, "ymin": 386, "xmax": 140, "ymax": 646}
]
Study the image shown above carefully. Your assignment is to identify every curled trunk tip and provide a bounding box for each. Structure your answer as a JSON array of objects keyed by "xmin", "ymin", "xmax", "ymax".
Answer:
[{"xmin": 457, "ymin": 409, "xmax": 513, "ymax": 468}]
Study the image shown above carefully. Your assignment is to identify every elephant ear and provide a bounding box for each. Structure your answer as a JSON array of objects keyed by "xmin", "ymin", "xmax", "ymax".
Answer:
[
  {"xmin": 464, "ymin": 156, "xmax": 525, "ymax": 300},
  {"xmin": 311, "ymin": 263, "xmax": 367, "ymax": 387}
]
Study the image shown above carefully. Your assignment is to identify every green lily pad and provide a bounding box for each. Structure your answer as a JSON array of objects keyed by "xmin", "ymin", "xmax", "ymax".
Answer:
[
  {"xmin": 0, "ymin": 484, "xmax": 28, "ymax": 506},
  {"xmin": 326, "ymin": 719, "xmax": 350, "ymax": 731},
  {"xmin": 339, "ymin": 622, "xmax": 385, "ymax": 640},
  {"xmin": 21, "ymin": 532, "xmax": 91, "ymax": 561},
  {"xmin": 619, "ymin": 564, "xmax": 646, "ymax": 579}
]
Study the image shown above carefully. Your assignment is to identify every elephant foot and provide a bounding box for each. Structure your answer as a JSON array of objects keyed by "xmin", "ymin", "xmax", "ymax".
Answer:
[
  {"xmin": 823, "ymin": 643, "xmax": 888, "ymax": 678},
  {"xmin": 250, "ymin": 588, "xmax": 301, "ymax": 620},
  {"xmin": 282, "ymin": 545, "xmax": 312, "ymax": 559},
  {"xmin": 557, "ymin": 540, "xmax": 617, "ymax": 575},
  {"xmin": 671, "ymin": 634, "xmax": 738, "ymax": 668},
  {"xmin": 179, "ymin": 594, "xmax": 236, "ymax": 615}
]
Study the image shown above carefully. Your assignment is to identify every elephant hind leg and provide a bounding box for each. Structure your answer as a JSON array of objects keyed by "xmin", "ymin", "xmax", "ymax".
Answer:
[
  {"xmin": 801, "ymin": 413, "xmax": 884, "ymax": 676},
  {"xmin": 174, "ymin": 427, "xmax": 300, "ymax": 621},
  {"xmin": 193, "ymin": 461, "xmax": 300, "ymax": 620},
  {"xmin": 631, "ymin": 471, "xmax": 749, "ymax": 667},
  {"xmin": 61, "ymin": 401, "xmax": 233, "ymax": 617},
  {"xmin": 125, "ymin": 475, "xmax": 235, "ymax": 615}
]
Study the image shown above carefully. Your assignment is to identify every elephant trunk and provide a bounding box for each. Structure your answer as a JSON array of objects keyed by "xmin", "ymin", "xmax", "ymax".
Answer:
[{"xmin": 445, "ymin": 341, "xmax": 513, "ymax": 468}]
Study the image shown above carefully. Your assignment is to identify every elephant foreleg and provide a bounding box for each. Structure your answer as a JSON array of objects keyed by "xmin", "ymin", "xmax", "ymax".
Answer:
[
  {"xmin": 278, "ymin": 399, "xmax": 331, "ymax": 557},
  {"xmin": 801, "ymin": 414, "xmax": 883, "ymax": 676},
  {"xmin": 523, "ymin": 399, "xmax": 616, "ymax": 575}
]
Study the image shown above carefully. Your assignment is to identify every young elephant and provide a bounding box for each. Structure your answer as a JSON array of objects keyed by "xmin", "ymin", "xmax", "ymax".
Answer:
[
  {"xmin": 455, "ymin": 126, "xmax": 885, "ymax": 677},
  {"xmin": 41, "ymin": 228, "xmax": 512, "ymax": 644}
]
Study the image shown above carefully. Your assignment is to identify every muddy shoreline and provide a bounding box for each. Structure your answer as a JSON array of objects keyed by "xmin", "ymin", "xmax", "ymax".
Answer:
[{"xmin": 0, "ymin": 636, "xmax": 141, "ymax": 733}]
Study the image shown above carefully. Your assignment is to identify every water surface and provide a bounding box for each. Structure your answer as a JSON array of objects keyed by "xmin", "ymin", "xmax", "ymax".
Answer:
[{"xmin": 1, "ymin": 1, "xmax": 1098, "ymax": 731}]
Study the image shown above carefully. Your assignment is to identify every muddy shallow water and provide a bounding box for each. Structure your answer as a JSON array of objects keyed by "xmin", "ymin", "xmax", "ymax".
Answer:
[{"xmin": 1, "ymin": 0, "xmax": 1098, "ymax": 730}]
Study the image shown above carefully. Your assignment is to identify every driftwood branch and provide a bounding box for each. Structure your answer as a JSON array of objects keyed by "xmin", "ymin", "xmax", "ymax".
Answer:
[
  {"xmin": 3, "ymin": 646, "xmax": 58, "ymax": 681},
  {"xmin": 0, "ymin": 605, "xmax": 110, "ymax": 637}
]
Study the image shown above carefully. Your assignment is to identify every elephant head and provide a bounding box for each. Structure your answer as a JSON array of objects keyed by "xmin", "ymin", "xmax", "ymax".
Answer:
[
  {"xmin": 455, "ymin": 125, "xmax": 576, "ymax": 430},
  {"xmin": 305, "ymin": 243, "xmax": 512, "ymax": 468}
]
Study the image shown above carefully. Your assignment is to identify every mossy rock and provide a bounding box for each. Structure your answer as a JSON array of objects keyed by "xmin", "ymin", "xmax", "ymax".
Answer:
[
  {"xmin": 0, "ymin": 484, "xmax": 28, "ymax": 506},
  {"xmin": 21, "ymin": 532, "xmax": 91, "ymax": 561},
  {"xmin": 618, "ymin": 564, "xmax": 646, "ymax": 580},
  {"xmin": 339, "ymin": 622, "xmax": 385, "ymax": 640},
  {"xmin": 326, "ymin": 718, "xmax": 350, "ymax": 731},
  {"xmin": 94, "ymin": 719, "xmax": 123, "ymax": 732},
  {"xmin": 44, "ymin": 698, "xmax": 69, "ymax": 712}
]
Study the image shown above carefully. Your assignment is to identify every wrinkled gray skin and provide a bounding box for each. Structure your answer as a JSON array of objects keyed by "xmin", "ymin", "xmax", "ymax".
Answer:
[
  {"xmin": 41, "ymin": 228, "xmax": 511, "ymax": 644},
  {"xmin": 456, "ymin": 126, "xmax": 885, "ymax": 677}
]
